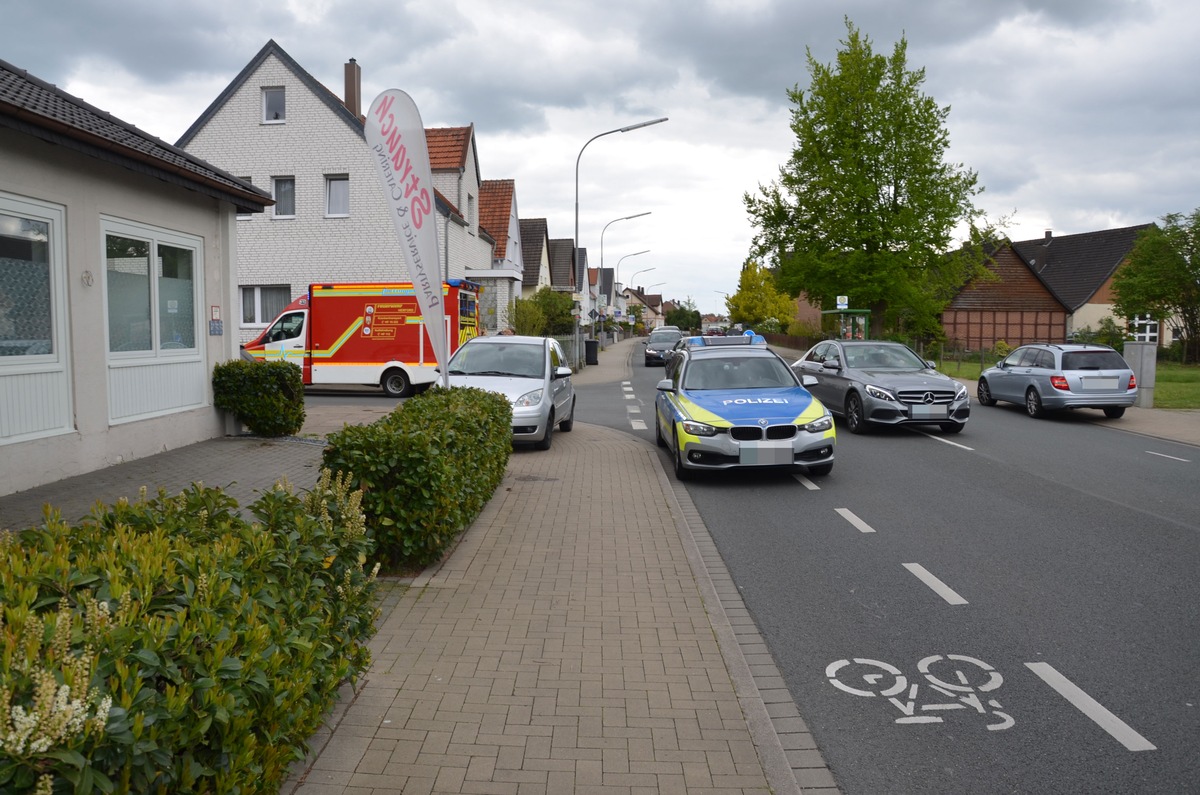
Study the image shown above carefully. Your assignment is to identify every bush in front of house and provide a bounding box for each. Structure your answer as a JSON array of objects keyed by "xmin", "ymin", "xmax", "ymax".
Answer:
[
  {"xmin": 321, "ymin": 386, "xmax": 512, "ymax": 570},
  {"xmin": 0, "ymin": 470, "xmax": 377, "ymax": 794},
  {"xmin": 212, "ymin": 358, "xmax": 305, "ymax": 437}
]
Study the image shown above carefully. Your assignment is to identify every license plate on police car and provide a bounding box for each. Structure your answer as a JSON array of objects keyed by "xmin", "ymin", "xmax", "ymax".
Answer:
[{"xmin": 739, "ymin": 442, "xmax": 793, "ymax": 466}]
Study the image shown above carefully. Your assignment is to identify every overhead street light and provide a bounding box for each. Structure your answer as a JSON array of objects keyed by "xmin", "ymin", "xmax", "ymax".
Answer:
[
  {"xmin": 627, "ymin": 266, "xmax": 656, "ymax": 290},
  {"xmin": 574, "ymin": 117, "xmax": 668, "ymax": 365},
  {"xmin": 601, "ymin": 214, "xmax": 650, "ymax": 339}
]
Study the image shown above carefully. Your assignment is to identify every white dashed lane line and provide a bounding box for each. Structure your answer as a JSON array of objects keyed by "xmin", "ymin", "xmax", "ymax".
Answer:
[
  {"xmin": 903, "ymin": 563, "xmax": 969, "ymax": 605},
  {"xmin": 1025, "ymin": 662, "xmax": 1157, "ymax": 752},
  {"xmin": 835, "ymin": 508, "xmax": 876, "ymax": 533}
]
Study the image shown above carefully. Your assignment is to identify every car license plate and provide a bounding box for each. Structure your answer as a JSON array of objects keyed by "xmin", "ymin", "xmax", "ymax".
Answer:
[
  {"xmin": 740, "ymin": 441, "xmax": 792, "ymax": 466},
  {"xmin": 909, "ymin": 404, "xmax": 947, "ymax": 419},
  {"xmin": 1081, "ymin": 377, "xmax": 1119, "ymax": 391}
]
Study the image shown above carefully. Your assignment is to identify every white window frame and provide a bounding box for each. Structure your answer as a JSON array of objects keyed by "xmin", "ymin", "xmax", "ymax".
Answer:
[
  {"xmin": 241, "ymin": 285, "xmax": 292, "ymax": 328},
  {"xmin": 1130, "ymin": 313, "xmax": 1159, "ymax": 343},
  {"xmin": 325, "ymin": 175, "xmax": 349, "ymax": 218},
  {"xmin": 272, "ymin": 177, "xmax": 295, "ymax": 218},
  {"xmin": 101, "ymin": 217, "xmax": 203, "ymax": 360},
  {"xmin": 262, "ymin": 87, "xmax": 285, "ymax": 124},
  {"xmin": 0, "ymin": 192, "xmax": 68, "ymax": 371}
]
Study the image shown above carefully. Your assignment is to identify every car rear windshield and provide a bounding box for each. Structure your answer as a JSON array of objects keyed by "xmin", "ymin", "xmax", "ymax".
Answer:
[{"xmin": 1062, "ymin": 350, "xmax": 1128, "ymax": 370}]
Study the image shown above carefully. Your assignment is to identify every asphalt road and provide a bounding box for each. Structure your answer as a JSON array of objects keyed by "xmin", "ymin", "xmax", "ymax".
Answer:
[{"xmin": 582, "ymin": 356, "xmax": 1200, "ymax": 794}]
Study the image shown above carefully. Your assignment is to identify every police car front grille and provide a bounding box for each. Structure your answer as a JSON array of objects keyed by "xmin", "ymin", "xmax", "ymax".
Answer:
[{"xmin": 730, "ymin": 425, "xmax": 797, "ymax": 441}]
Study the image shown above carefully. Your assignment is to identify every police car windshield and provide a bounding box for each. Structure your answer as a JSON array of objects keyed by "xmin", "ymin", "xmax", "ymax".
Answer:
[{"xmin": 683, "ymin": 356, "xmax": 796, "ymax": 390}]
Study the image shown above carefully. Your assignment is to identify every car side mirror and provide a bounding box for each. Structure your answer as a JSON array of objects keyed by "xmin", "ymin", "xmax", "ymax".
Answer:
[
  {"xmin": 554, "ymin": 366, "xmax": 572, "ymax": 379},
  {"xmin": 800, "ymin": 374, "xmax": 819, "ymax": 388},
  {"xmin": 656, "ymin": 378, "xmax": 674, "ymax": 392},
  {"xmin": 925, "ymin": 360, "xmax": 937, "ymax": 369},
  {"xmin": 823, "ymin": 358, "xmax": 841, "ymax": 370}
]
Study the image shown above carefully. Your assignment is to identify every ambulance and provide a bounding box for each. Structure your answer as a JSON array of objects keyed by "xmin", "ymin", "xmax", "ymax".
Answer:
[{"xmin": 241, "ymin": 280, "xmax": 480, "ymax": 397}]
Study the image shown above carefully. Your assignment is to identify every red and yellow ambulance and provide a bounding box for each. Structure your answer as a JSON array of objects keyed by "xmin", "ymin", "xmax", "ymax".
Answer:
[{"xmin": 242, "ymin": 280, "xmax": 480, "ymax": 397}]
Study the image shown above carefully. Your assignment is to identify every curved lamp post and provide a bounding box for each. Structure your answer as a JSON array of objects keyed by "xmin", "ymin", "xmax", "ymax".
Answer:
[
  {"xmin": 574, "ymin": 117, "xmax": 668, "ymax": 364},
  {"xmin": 601, "ymin": 215, "xmax": 649, "ymax": 337}
]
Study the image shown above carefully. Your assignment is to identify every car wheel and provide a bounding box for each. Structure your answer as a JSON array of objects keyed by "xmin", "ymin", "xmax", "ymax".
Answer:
[
  {"xmin": 381, "ymin": 368, "xmax": 412, "ymax": 398},
  {"xmin": 1025, "ymin": 388, "xmax": 1046, "ymax": 418},
  {"xmin": 536, "ymin": 411, "xmax": 554, "ymax": 450},
  {"xmin": 807, "ymin": 463, "xmax": 833, "ymax": 477},
  {"xmin": 976, "ymin": 378, "xmax": 996, "ymax": 406},
  {"xmin": 940, "ymin": 422, "xmax": 964, "ymax": 434},
  {"xmin": 655, "ymin": 411, "xmax": 667, "ymax": 448},
  {"xmin": 1103, "ymin": 406, "xmax": 1126, "ymax": 419},
  {"xmin": 673, "ymin": 429, "xmax": 693, "ymax": 481},
  {"xmin": 845, "ymin": 393, "xmax": 869, "ymax": 434},
  {"xmin": 558, "ymin": 397, "xmax": 575, "ymax": 431}
]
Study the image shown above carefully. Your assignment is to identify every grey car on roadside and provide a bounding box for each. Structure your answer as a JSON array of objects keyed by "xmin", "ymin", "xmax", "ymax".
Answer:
[
  {"xmin": 792, "ymin": 340, "xmax": 970, "ymax": 434},
  {"xmin": 445, "ymin": 335, "xmax": 576, "ymax": 449},
  {"xmin": 977, "ymin": 342, "xmax": 1137, "ymax": 419}
]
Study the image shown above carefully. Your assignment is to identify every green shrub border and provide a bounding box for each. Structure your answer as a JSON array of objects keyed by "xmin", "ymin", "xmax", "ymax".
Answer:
[
  {"xmin": 212, "ymin": 359, "xmax": 305, "ymax": 437},
  {"xmin": 322, "ymin": 386, "xmax": 512, "ymax": 570}
]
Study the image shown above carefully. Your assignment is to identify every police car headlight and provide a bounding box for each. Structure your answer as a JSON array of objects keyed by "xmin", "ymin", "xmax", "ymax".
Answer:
[
  {"xmin": 804, "ymin": 416, "xmax": 833, "ymax": 433},
  {"xmin": 865, "ymin": 384, "xmax": 895, "ymax": 401},
  {"xmin": 681, "ymin": 420, "xmax": 719, "ymax": 437},
  {"xmin": 513, "ymin": 389, "xmax": 543, "ymax": 407}
]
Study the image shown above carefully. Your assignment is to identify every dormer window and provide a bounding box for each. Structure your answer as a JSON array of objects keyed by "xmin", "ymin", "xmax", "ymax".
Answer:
[{"xmin": 263, "ymin": 87, "xmax": 285, "ymax": 123}]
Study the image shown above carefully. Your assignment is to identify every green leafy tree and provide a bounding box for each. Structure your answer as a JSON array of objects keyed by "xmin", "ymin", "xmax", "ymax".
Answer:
[
  {"xmin": 510, "ymin": 296, "xmax": 547, "ymax": 336},
  {"xmin": 726, "ymin": 261, "xmax": 796, "ymax": 332},
  {"xmin": 528, "ymin": 286, "xmax": 575, "ymax": 335},
  {"xmin": 744, "ymin": 17, "xmax": 989, "ymax": 337},
  {"xmin": 1112, "ymin": 211, "xmax": 1200, "ymax": 362},
  {"xmin": 665, "ymin": 297, "xmax": 701, "ymax": 332}
]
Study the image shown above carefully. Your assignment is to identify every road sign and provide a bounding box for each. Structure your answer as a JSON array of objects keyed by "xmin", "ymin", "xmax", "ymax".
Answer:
[
  {"xmin": 837, "ymin": 295, "xmax": 849, "ymax": 309},
  {"xmin": 588, "ymin": 309, "xmax": 598, "ymax": 320}
]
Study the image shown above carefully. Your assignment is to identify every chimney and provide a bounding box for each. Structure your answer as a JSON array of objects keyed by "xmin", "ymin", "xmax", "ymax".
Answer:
[
  {"xmin": 344, "ymin": 58, "xmax": 361, "ymax": 119},
  {"xmin": 1044, "ymin": 229, "xmax": 1053, "ymax": 246}
]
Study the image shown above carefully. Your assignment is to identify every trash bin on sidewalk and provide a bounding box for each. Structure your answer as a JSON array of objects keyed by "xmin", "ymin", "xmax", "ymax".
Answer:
[{"xmin": 585, "ymin": 338, "xmax": 599, "ymax": 365}]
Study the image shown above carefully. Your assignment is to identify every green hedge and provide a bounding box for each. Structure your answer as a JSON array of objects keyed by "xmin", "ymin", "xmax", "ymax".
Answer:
[
  {"xmin": 0, "ymin": 471, "xmax": 377, "ymax": 794},
  {"xmin": 212, "ymin": 359, "xmax": 305, "ymax": 437},
  {"xmin": 322, "ymin": 386, "xmax": 512, "ymax": 570}
]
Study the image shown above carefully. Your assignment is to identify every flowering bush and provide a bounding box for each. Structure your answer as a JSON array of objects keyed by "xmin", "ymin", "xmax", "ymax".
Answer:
[{"xmin": 0, "ymin": 470, "xmax": 377, "ymax": 794}]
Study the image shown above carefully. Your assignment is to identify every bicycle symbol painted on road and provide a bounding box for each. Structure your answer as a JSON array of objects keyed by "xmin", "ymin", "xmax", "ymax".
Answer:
[{"xmin": 826, "ymin": 654, "xmax": 1015, "ymax": 731}]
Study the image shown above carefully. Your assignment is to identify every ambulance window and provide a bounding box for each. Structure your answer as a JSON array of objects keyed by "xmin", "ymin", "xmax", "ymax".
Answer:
[{"xmin": 268, "ymin": 312, "xmax": 304, "ymax": 342}]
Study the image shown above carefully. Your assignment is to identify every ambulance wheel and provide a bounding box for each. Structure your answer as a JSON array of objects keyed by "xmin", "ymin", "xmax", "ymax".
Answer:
[{"xmin": 381, "ymin": 368, "xmax": 413, "ymax": 398}]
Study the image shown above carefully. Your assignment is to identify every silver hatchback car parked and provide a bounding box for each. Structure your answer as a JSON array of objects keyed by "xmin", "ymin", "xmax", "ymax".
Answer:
[
  {"xmin": 445, "ymin": 335, "xmax": 576, "ymax": 449},
  {"xmin": 977, "ymin": 343, "xmax": 1137, "ymax": 419}
]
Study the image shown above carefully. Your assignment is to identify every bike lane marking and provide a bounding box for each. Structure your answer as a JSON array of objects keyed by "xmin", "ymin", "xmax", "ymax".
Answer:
[
  {"xmin": 792, "ymin": 473, "xmax": 820, "ymax": 490},
  {"xmin": 1025, "ymin": 662, "xmax": 1157, "ymax": 751},
  {"xmin": 903, "ymin": 563, "xmax": 969, "ymax": 605},
  {"xmin": 836, "ymin": 507, "xmax": 875, "ymax": 533}
]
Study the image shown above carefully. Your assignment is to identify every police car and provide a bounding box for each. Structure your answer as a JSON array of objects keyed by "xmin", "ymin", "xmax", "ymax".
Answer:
[{"xmin": 654, "ymin": 334, "xmax": 835, "ymax": 480}]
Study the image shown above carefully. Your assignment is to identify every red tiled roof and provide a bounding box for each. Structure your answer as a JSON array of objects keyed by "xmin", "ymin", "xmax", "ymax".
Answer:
[
  {"xmin": 425, "ymin": 126, "xmax": 472, "ymax": 171},
  {"xmin": 479, "ymin": 179, "xmax": 514, "ymax": 261}
]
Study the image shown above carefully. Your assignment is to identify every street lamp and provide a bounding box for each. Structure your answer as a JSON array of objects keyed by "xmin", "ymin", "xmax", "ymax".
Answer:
[
  {"xmin": 601, "ymin": 214, "xmax": 649, "ymax": 339},
  {"xmin": 627, "ymin": 266, "xmax": 656, "ymax": 292},
  {"xmin": 574, "ymin": 117, "xmax": 668, "ymax": 365}
]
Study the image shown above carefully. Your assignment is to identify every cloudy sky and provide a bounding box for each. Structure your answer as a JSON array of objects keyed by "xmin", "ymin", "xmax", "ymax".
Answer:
[{"xmin": 5, "ymin": 0, "xmax": 1198, "ymax": 315}]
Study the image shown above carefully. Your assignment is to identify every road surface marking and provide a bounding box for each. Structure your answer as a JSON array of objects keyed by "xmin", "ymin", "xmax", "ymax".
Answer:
[
  {"xmin": 630, "ymin": 420, "xmax": 647, "ymax": 430},
  {"xmin": 913, "ymin": 429, "xmax": 974, "ymax": 450},
  {"xmin": 903, "ymin": 563, "xmax": 969, "ymax": 605},
  {"xmin": 1146, "ymin": 451, "xmax": 1190, "ymax": 462},
  {"xmin": 836, "ymin": 508, "xmax": 875, "ymax": 533},
  {"xmin": 626, "ymin": 405, "xmax": 641, "ymax": 414},
  {"xmin": 793, "ymin": 474, "xmax": 820, "ymax": 490},
  {"xmin": 1025, "ymin": 662, "xmax": 1156, "ymax": 752}
]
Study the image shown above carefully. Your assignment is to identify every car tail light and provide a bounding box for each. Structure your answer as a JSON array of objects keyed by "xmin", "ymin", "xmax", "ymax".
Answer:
[
  {"xmin": 1129, "ymin": 373, "xmax": 1137, "ymax": 389},
  {"xmin": 1050, "ymin": 375, "xmax": 1070, "ymax": 391}
]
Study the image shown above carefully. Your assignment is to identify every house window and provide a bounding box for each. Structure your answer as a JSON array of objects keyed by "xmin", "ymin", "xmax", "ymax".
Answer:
[
  {"xmin": 103, "ymin": 220, "xmax": 199, "ymax": 354},
  {"xmin": 241, "ymin": 285, "xmax": 292, "ymax": 325},
  {"xmin": 467, "ymin": 194, "xmax": 476, "ymax": 230},
  {"xmin": 236, "ymin": 177, "xmax": 252, "ymax": 219},
  {"xmin": 0, "ymin": 201, "xmax": 58, "ymax": 359},
  {"xmin": 263, "ymin": 87, "xmax": 285, "ymax": 123},
  {"xmin": 326, "ymin": 175, "xmax": 349, "ymax": 217},
  {"xmin": 273, "ymin": 177, "xmax": 295, "ymax": 218},
  {"xmin": 1130, "ymin": 314, "xmax": 1159, "ymax": 343}
]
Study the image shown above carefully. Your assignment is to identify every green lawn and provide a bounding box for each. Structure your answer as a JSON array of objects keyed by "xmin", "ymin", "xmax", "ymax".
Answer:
[{"xmin": 936, "ymin": 356, "xmax": 1200, "ymax": 409}]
